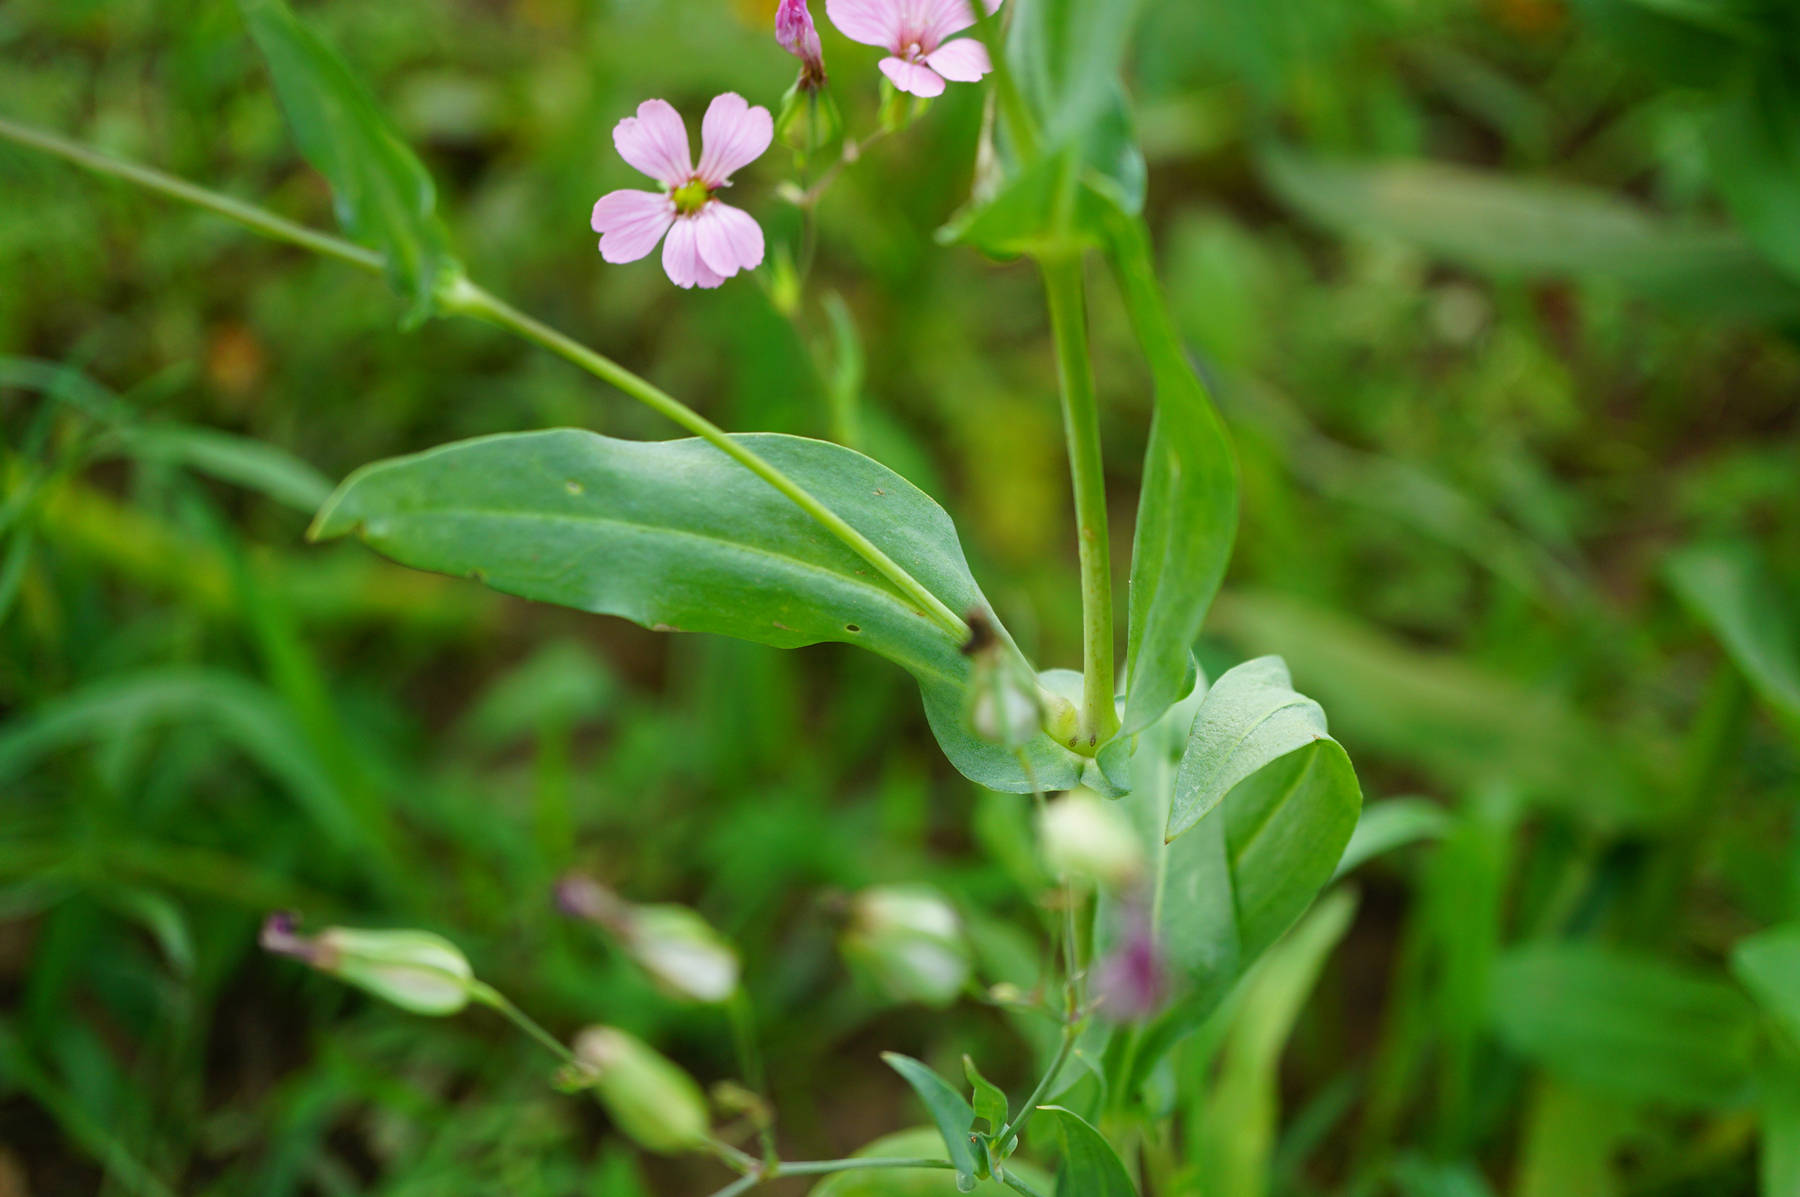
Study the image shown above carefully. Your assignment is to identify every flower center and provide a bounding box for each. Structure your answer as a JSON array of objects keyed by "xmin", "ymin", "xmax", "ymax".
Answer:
[
  {"xmin": 905, "ymin": 40, "xmax": 923, "ymax": 61},
  {"xmin": 671, "ymin": 178, "xmax": 712, "ymax": 216}
]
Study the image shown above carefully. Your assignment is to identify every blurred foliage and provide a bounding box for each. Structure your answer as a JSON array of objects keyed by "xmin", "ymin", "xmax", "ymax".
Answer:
[{"xmin": 2, "ymin": 0, "xmax": 1798, "ymax": 1194}]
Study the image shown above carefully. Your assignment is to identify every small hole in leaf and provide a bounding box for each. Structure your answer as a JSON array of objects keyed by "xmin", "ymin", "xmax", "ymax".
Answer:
[
  {"xmin": 845, "ymin": 623, "xmax": 861, "ymax": 633},
  {"xmin": 565, "ymin": 479, "xmax": 584, "ymax": 495}
]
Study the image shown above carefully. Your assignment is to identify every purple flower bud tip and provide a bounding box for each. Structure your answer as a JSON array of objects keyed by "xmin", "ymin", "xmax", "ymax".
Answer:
[
  {"xmin": 776, "ymin": 0, "xmax": 826, "ymax": 85},
  {"xmin": 554, "ymin": 873, "xmax": 622, "ymax": 925},
  {"xmin": 260, "ymin": 910, "xmax": 319, "ymax": 964}
]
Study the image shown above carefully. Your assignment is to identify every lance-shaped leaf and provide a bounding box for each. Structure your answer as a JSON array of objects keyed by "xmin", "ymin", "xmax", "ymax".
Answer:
[
  {"xmin": 1259, "ymin": 144, "xmax": 1800, "ymax": 321},
  {"xmin": 1710, "ymin": 65, "xmax": 1800, "ymax": 283},
  {"xmin": 1666, "ymin": 540, "xmax": 1800, "ymax": 736},
  {"xmin": 883, "ymin": 1054, "xmax": 981, "ymax": 1192},
  {"xmin": 237, "ymin": 0, "xmax": 461, "ymax": 325},
  {"xmin": 1732, "ymin": 924, "xmax": 1800, "ymax": 1049},
  {"xmin": 1492, "ymin": 943, "xmax": 1756, "ymax": 1107},
  {"xmin": 308, "ymin": 429, "xmax": 1086, "ymax": 793},
  {"xmin": 1105, "ymin": 212, "xmax": 1238, "ymax": 736}
]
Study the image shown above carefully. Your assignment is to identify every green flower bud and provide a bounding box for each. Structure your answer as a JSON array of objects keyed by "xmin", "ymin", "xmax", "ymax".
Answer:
[
  {"xmin": 556, "ymin": 875, "xmax": 740, "ymax": 1004},
  {"xmin": 842, "ymin": 885, "xmax": 971, "ymax": 1008},
  {"xmin": 261, "ymin": 912, "xmax": 473, "ymax": 1016},
  {"xmin": 1038, "ymin": 788, "xmax": 1144, "ymax": 888},
  {"xmin": 775, "ymin": 79, "xmax": 843, "ymax": 163},
  {"xmin": 624, "ymin": 905, "xmax": 740, "ymax": 1004},
  {"xmin": 571, "ymin": 1026, "xmax": 711, "ymax": 1154}
]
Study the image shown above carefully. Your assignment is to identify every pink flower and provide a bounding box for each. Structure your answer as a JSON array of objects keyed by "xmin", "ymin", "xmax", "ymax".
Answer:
[
  {"xmin": 825, "ymin": 0, "xmax": 1002, "ymax": 98},
  {"xmin": 777, "ymin": 0, "xmax": 827, "ymax": 86},
  {"xmin": 590, "ymin": 93, "xmax": 771, "ymax": 290}
]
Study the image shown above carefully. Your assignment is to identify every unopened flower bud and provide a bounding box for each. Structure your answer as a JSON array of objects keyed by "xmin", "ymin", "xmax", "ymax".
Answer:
[
  {"xmin": 1038, "ymin": 789, "xmax": 1144, "ymax": 887},
  {"xmin": 556, "ymin": 874, "xmax": 739, "ymax": 1004},
  {"xmin": 841, "ymin": 885, "xmax": 971, "ymax": 1008},
  {"xmin": 775, "ymin": 81, "xmax": 844, "ymax": 161},
  {"xmin": 624, "ymin": 905, "xmax": 740, "ymax": 1003},
  {"xmin": 1092, "ymin": 904, "xmax": 1169, "ymax": 1022},
  {"xmin": 555, "ymin": 874, "xmax": 627, "ymax": 923},
  {"xmin": 571, "ymin": 1026, "xmax": 711, "ymax": 1154},
  {"xmin": 261, "ymin": 912, "xmax": 474, "ymax": 1016},
  {"xmin": 775, "ymin": 0, "xmax": 826, "ymax": 88}
]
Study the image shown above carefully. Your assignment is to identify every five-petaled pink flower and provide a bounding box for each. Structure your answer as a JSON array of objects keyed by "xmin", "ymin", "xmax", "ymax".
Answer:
[
  {"xmin": 590, "ymin": 93, "xmax": 772, "ymax": 289},
  {"xmin": 825, "ymin": 0, "xmax": 1002, "ymax": 98}
]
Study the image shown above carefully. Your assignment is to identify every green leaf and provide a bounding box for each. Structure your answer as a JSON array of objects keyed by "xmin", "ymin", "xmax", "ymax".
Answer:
[
  {"xmin": 107, "ymin": 424, "xmax": 333, "ymax": 513},
  {"xmin": 882, "ymin": 1054, "xmax": 981, "ymax": 1192},
  {"xmin": 1104, "ymin": 213, "xmax": 1238, "ymax": 736},
  {"xmin": 942, "ymin": 1, "xmax": 1147, "ymax": 259},
  {"xmin": 1166, "ymin": 658, "xmax": 1360, "ymax": 918},
  {"xmin": 807, "ymin": 1129, "xmax": 1051, "ymax": 1196},
  {"xmin": 1195, "ymin": 890, "xmax": 1357, "ymax": 1197},
  {"xmin": 1209, "ymin": 590, "xmax": 1666, "ymax": 828},
  {"xmin": 943, "ymin": 90, "xmax": 1145, "ymax": 260},
  {"xmin": 1761, "ymin": 1060, "xmax": 1800, "ymax": 1197},
  {"xmin": 1666, "ymin": 540, "xmax": 1800, "ymax": 734},
  {"xmin": 1567, "ymin": 0, "xmax": 1757, "ymax": 86},
  {"xmin": 0, "ymin": 669, "xmax": 372, "ymax": 855},
  {"xmin": 237, "ymin": 0, "xmax": 461, "ymax": 325},
  {"xmin": 1102, "ymin": 670, "xmax": 1358, "ymax": 1088},
  {"xmin": 309, "ymin": 429, "xmax": 1087, "ymax": 793},
  {"xmin": 1331, "ymin": 798, "xmax": 1452, "ymax": 880},
  {"xmin": 1490, "ymin": 942, "xmax": 1757, "ymax": 1106},
  {"xmin": 962, "ymin": 1056, "xmax": 1008, "ymax": 1138},
  {"xmin": 1513, "ymin": 1082, "xmax": 1626, "ymax": 1197},
  {"xmin": 1711, "ymin": 65, "xmax": 1800, "ymax": 282},
  {"xmin": 1008, "ymin": 0, "xmax": 1150, "ymax": 143},
  {"xmin": 1042, "ymin": 1106, "xmax": 1137, "ymax": 1197},
  {"xmin": 1732, "ymin": 924, "xmax": 1800, "ymax": 1048},
  {"xmin": 1259, "ymin": 144, "xmax": 1800, "ymax": 321}
]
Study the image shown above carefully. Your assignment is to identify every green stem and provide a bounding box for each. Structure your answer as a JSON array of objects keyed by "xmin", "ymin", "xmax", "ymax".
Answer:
[
  {"xmin": 727, "ymin": 989, "xmax": 779, "ymax": 1165},
  {"xmin": 1041, "ymin": 257, "xmax": 1118, "ymax": 749},
  {"xmin": 705, "ymin": 1156, "xmax": 957, "ymax": 1196},
  {"xmin": 775, "ymin": 1158, "xmax": 955, "ymax": 1176},
  {"xmin": 467, "ymin": 982, "xmax": 578, "ymax": 1068},
  {"xmin": 1002, "ymin": 1173, "xmax": 1051, "ymax": 1197},
  {"xmin": 964, "ymin": 0, "xmax": 1038, "ymax": 160},
  {"xmin": 0, "ymin": 115, "xmax": 381, "ymax": 273},
  {"xmin": 704, "ymin": 1175, "xmax": 761, "ymax": 1197},
  {"xmin": 994, "ymin": 1019, "xmax": 1080, "ymax": 1150},
  {"xmin": 442, "ymin": 282, "xmax": 963, "ymax": 637},
  {"xmin": 0, "ymin": 115, "xmax": 969, "ymax": 644}
]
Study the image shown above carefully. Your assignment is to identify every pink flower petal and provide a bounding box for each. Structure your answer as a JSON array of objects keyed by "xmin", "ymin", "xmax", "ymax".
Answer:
[
  {"xmin": 879, "ymin": 56, "xmax": 947, "ymax": 98},
  {"xmin": 922, "ymin": 37, "xmax": 991, "ymax": 83},
  {"xmin": 692, "ymin": 202, "xmax": 765, "ymax": 278},
  {"xmin": 920, "ymin": 0, "xmax": 1002, "ymax": 47},
  {"xmin": 776, "ymin": 0, "xmax": 825, "ymax": 68},
  {"xmin": 692, "ymin": 256, "xmax": 727, "ymax": 290},
  {"xmin": 662, "ymin": 217, "xmax": 728, "ymax": 289},
  {"xmin": 825, "ymin": 0, "xmax": 903, "ymax": 50},
  {"xmin": 613, "ymin": 99, "xmax": 692, "ymax": 188},
  {"xmin": 590, "ymin": 189, "xmax": 676, "ymax": 263},
  {"xmin": 696, "ymin": 93, "xmax": 773, "ymax": 188}
]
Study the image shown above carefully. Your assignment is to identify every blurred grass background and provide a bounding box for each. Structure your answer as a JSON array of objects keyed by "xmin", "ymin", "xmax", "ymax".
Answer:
[{"xmin": 3, "ymin": 0, "xmax": 1799, "ymax": 1193}]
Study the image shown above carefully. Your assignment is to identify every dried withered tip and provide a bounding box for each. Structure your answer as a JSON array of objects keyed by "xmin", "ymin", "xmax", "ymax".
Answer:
[{"xmin": 961, "ymin": 607, "xmax": 998, "ymax": 656}]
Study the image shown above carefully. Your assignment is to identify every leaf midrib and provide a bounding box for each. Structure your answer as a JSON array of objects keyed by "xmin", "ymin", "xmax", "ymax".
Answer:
[{"xmin": 359, "ymin": 501, "xmax": 964, "ymax": 678}]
